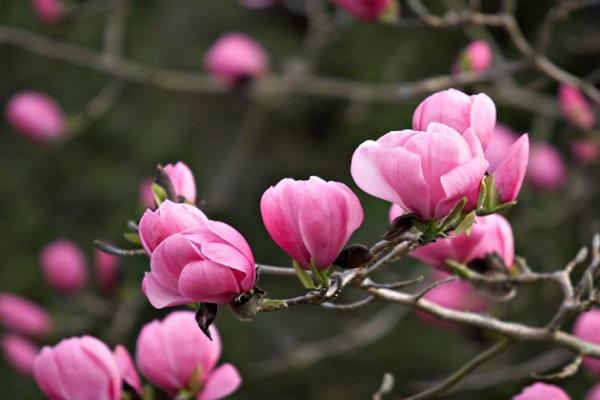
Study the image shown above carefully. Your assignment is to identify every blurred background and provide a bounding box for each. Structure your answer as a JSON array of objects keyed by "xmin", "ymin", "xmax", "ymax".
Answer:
[{"xmin": 0, "ymin": 0, "xmax": 599, "ymax": 398}]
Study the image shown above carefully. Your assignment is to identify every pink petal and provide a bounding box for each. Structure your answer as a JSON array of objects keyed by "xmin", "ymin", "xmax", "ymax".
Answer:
[
  {"xmin": 469, "ymin": 93, "xmax": 496, "ymax": 149},
  {"xmin": 492, "ymin": 134, "xmax": 529, "ymax": 203},
  {"xmin": 437, "ymin": 157, "xmax": 488, "ymax": 218},
  {"xmin": 198, "ymin": 363, "xmax": 242, "ymax": 400},
  {"xmin": 178, "ymin": 260, "xmax": 242, "ymax": 304},
  {"xmin": 142, "ymin": 273, "xmax": 191, "ymax": 309}
]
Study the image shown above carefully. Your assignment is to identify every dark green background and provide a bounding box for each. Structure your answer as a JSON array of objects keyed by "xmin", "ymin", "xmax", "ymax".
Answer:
[{"xmin": 1, "ymin": 1, "xmax": 599, "ymax": 398}]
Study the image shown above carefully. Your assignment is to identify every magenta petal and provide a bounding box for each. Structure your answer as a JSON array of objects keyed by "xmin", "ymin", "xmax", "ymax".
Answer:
[
  {"xmin": 377, "ymin": 146, "xmax": 430, "ymax": 219},
  {"xmin": 114, "ymin": 345, "xmax": 142, "ymax": 395},
  {"xmin": 437, "ymin": 157, "xmax": 488, "ymax": 217},
  {"xmin": 351, "ymin": 140, "xmax": 406, "ymax": 206},
  {"xmin": 469, "ymin": 93, "xmax": 496, "ymax": 150},
  {"xmin": 34, "ymin": 347, "xmax": 68, "ymax": 400},
  {"xmin": 492, "ymin": 134, "xmax": 529, "ymax": 203},
  {"xmin": 204, "ymin": 220, "xmax": 254, "ymax": 264},
  {"xmin": 160, "ymin": 312, "xmax": 221, "ymax": 389},
  {"xmin": 260, "ymin": 182, "xmax": 311, "ymax": 267},
  {"xmin": 298, "ymin": 182, "xmax": 347, "ymax": 268},
  {"xmin": 150, "ymin": 233, "xmax": 200, "ymax": 291},
  {"xmin": 198, "ymin": 363, "xmax": 242, "ymax": 400},
  {"xmin": 142, "ymin": 273, "xmax": 191, "ymax": 309},
  {"xmin": 178, "ymin": 260, "xmax": 240, "ymax": 304},
  {"xmin": 136, "ymin": 320, "xmax": 181, "ymax": 393}
]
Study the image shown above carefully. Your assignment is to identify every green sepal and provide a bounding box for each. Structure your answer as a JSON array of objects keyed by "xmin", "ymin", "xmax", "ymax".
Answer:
[
  {"xmin": 476, "ymin": 177, "xmax": 488, "ymax": 210},
  {"xmin": 142, "ymin": 385, "xmax": 155, "ymax": 400},
  {"xmin": 151, "ymin": 183, "xmax": 168, "ymax": 206},
  {"xmin": 123, "ymin": 232, "xmax": 141, "ymax": 245},
  {"xmin": 310, "ymin": 259, "xmax": 331, "ymax": 288},
  {"xmin": 454, "ymin": 211, "xmax": 476, "ymax": 236},
  {"xmin": 438, "ymin": 197, "xmax": 468, "ymax": 232},
  {"xmin": 259, "ymin": 298, "xmax": 288, "ymax": 311},
  {"xmin": 292, "ymin": 260, "xmax": 315, "ymax": 289},
  {"xmin": 446, "ymin": 259, "xmax": 470, "ymax": 278},
  {"xmin": 378, "ymin": 0, "xmax": 399, "ymax": 23},
  {"xmin": 188, "ymin": 366, "xmax": 202, "ymax": 396}
]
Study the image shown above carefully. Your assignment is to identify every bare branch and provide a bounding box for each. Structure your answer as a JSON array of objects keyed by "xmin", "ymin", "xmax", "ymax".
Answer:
[{"xmin": 404, "ymin": 338, "xmax": 512, "ymax": 400}]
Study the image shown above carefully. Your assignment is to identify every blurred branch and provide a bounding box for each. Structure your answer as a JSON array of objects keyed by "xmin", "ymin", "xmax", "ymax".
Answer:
[
  {"xmin": 411, "ymin": 349, "xmax": 572, "ymax": 393},
  {"xmin": 254, "ymin": 306, "xmax": 405, "ymax": 376},
  {"xmin": 0, "ymin": 24, "xmax": 551, "ymax": 114},
  {"xmin": 404, "ymin": 338, "xmax": 512, "ymax": 400}
]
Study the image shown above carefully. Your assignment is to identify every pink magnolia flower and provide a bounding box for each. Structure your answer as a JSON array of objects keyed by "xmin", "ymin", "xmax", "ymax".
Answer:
[
  {"xmin": 351, "ymin": 123, "xmax": 488, "ymax": 221},
  {"xmin": 559, "ymin": 84, "xmax": 595, "ymax": 130},
  {"xmin": 31, "ymin": 0, "xmax": 64, "ymax": 24},
  {"xmin": 260, "ymin": 176, "xmax": 363, "ymax": 270},
  {"xmin": 330, "ymin": 0, "xmax": 391, "ymax": 21},
  {"xmin": 573, "ymin": 309, "xmax": 600, "ymax": 376},
  {"xmin": 136, "ymin": 311, "xmax": 241, "ymax": 400},
  {"xmin": 1, "ymin": 334, "xmax": 39, "ymax": 376},
  {"xmin": 5, "ymin": 91, "xmax": 65, "ymax": 143},
  {"xmin": 571, "ymin": 139, "xmax": 599, "ymax": 164},
  {"xmin": 95, "ymin": 249, "xmax": 120, "ymax": 293},
  {"xmin": 33, "ymin": 336, "xmax": 122, "ymax": 400},
  {"xmin": 139, "ymin": 178, "xmax": 156, "ymax": 209},
  {"xmin": 410, "ymin": 214, "xmax": 514, "ymax": 272},
  {"xmin": 142, "ymin": 218, "xmax": 256, "ymax": 307},
  {"xmin": 417, "ymin": 272, "xmax": 487, "ymax": 327},
  {"xmin": 484, "ymin": 124, "xmax": 529, "ymax": 203},
  {"xmin": 138, "ymin": 200, "xmax": 208, "ymax": 254},
  {"xmin": 527, "ymin": 142, "xmax": 566, "ymax": 191},
  {"xmin": 114, "ymin": 345, "xmax": 142, "ymax": 396},
  {"xmin": 40, "ymin": 239, "xmax": 88, "ymax": 294},
  {"xmin": 204, "ymin": 33, "xmax": 268, "ymax": 87},
  {"xmin": 0, "ymin": 293, "xmax": 52, "ymax": 338},
  {"xmin": 513, "ymin": 382, "xmax": 570, "ymax": 400},
  {"xmin": 587, "ymin": 385, "xmax": 600, "ymax": 400},
  {"xmin": 412, "ymin": 89, "xmax": 496, "ymax": 150},
  {"xmin": 454, "ymin": 40, "xmax": 492, "ymax": 73},
  {"xmin": 163, "ymin": 161, "xmax": 197, "ymax": 203}
]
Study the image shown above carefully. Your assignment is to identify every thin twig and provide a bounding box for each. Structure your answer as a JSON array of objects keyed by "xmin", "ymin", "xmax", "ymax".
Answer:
[{"xmin": 404, "ymin": 338, "xmax": 512, "ymax": 400}]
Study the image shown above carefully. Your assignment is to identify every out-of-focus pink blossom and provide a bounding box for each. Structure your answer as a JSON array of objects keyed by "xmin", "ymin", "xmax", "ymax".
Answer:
[
  {"xmin": 559, "ymin": 84, "xmax": 595, "ymax": 130},
  {"xmin": 261, "ymin": 176, "xmax": 363, "ymax": 269},
  {"xmin": 573, "ymin": 309, "xmax": 600, "ymax": 376},
  {"xmin": 513, "ymin": 382, "xmax": 570, "ymax": 400},
  {"xmin": 412, "ymin": 89, "xmax": 496, "ymax": 150},
  {"xmin": 138, "ymin": 200, "xmax": 208, "ymax": 254},
  {"xmin": 571, "ymin": 139, "xmax": 599, "ymax": 164},
  {"xmin": 95, "ymin": 249, "xmax": 120, "ymax": 293},
  {"xmin": 330, "ymin": 0, "xmax": 391, "ymax": 21},
  {"xmin": 5, "ymin": 91, "xmax": 65, "ymax": 143},
  {"xmin": 352, "ymin": 123, "xmax": 488, "ymax": 221},
  {"xmin": 1, "ymin": 334, "xmax": 39, "ymax": 376},
  {"xmin": 0, "ymin": 293, "xmax": 52, "ymax": 338},
  {"xmin": 163, "ymin": 161, "xmax": 197, "ymax": 203},
  {"xmin": 410, "ymin": 214, "xmax": 514, "ymax": 272},
  {"xmin": 454, "ymin": 40, "xmax": 492, "ymax": 74},
  {"xmin": 136, "ymin": 311, "xmax": 241, "ymax": 399},
  {"xmin": 204, "ymin": 33, "xmax": 268, "ymax": 87},
  {"xmin": 40, "ymin": 239, "xmax": 88, "ymax": 294},
  {"xmin": 139, "ymin": 178, "xmax": 156, "ymax": 209},
  {"xmin": 527, "ymin": 142, "xmax": 567, "ymax": 191},
  {"xmin": 142, "ymin": 218, "xmax": 256, "ymax": 308},
  {"xmin": 34, "ymin": 336, "xmax": 122, "ymax": 400},
  {"xmin": 31, "ymin": 0, "xmax": 64, "ymax": 24},
  {"xmin": 417, "ymin": 272, "xmax": 487, "ymax": 328},
  {"xmin": 114, "ymin": 345, "xmax": 142, "ymax": 396},
  {"xmin": 586, "ymin": 385, "xmax": 600, "ymax": 400}
]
